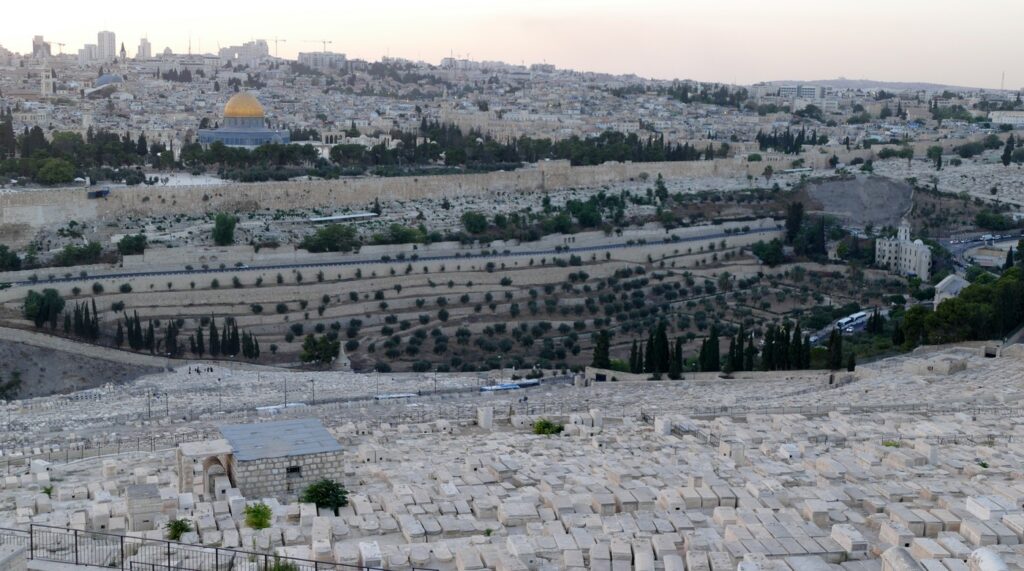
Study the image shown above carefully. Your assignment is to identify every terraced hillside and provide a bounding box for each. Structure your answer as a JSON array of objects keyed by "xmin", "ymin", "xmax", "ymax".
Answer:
[{"xmin": 0, "ymin": 220, "xmax": 904, "ymax": 375}]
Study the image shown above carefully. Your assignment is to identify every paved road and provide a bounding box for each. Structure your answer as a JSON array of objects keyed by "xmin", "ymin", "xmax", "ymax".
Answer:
[
  {"xmin": 6, "ymin": 227, "xmax": 780, "ymax": 288},
  {"xmin": 940, "ymin": 233, "xmax": 1024, "ymax": 271}
]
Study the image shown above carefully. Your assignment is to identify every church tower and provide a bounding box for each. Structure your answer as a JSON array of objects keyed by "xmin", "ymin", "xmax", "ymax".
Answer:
[
  {"xmin": 897, "ymin": 219, "xmax": 911, "ymax": 242},
  {"xmin": 119, "ymin": 43, "xmax": 129, "ymax": 80}
]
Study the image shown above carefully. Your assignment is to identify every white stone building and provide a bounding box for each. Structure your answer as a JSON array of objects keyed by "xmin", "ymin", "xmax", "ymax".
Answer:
[{"xmin": 875, "ymin": 220, "xmax": 931, "ymax": 280}]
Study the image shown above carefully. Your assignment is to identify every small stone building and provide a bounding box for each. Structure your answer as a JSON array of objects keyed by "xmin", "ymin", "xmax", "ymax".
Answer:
[{"xmin": 177, "ymin": 418, "xmax": 346, "ymax": 501}]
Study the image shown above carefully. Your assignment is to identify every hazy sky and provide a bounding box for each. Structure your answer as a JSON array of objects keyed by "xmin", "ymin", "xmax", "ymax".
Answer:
[{"xmin": 5, "ymin": 0, "xmax": 1020, "ymax": 89}]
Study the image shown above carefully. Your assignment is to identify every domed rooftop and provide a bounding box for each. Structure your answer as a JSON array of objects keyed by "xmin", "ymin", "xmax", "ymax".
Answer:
[
  {"xmin": 223, "ymin": 92, "xmax": 265, "ymax": 118},
  {"xmin": 94, "ymin": 74, "xmax": 123, "ymax": 88}
]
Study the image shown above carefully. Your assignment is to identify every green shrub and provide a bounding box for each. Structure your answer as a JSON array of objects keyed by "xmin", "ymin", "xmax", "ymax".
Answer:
[
  {"xmin": 244, "ymin": 502, "xmax": 272, "ymax": 529},
  {"xmin": 532, "ymin": 418, "xmax": 564, "ymax": 435},
  {"xmin": 299, "ymin": 479, "xmax": 349, "ymax": 513},
  {"xmin": 268, "ymin": 557, "xmax": 299, "ymax": 571},
  {"xmin": 166, "ymin": 518, "xmax": 193, "ymax": 541}
]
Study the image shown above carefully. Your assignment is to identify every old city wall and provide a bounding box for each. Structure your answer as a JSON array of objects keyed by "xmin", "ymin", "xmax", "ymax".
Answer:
[
  {"xmin": 0, "ymin": 145, "xmax": 890, "ymax": 246},
  {"xmin": 0, "ymin": 158, "xmax": 746, "ymax": 233}
]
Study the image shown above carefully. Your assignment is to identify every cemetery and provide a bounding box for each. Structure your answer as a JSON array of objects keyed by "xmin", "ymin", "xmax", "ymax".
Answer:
[{"xmin": 0, "ymin": 343, "xmax": 1022, "ymax": 571}]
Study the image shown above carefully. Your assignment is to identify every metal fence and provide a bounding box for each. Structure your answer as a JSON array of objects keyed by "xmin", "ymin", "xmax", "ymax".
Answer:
[{"xmin": 2, "ymin": 524, "xmax": 434, "ymax": 571}]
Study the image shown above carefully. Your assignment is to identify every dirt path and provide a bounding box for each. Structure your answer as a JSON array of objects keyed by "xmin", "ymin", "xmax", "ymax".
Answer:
[{"xmin": 805, "ymin": 175, "xmax": 913, "ymax": 228}]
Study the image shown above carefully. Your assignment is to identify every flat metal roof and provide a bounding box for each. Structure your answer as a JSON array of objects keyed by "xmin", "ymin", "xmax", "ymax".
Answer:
[{"xmin": 219, "ymin": 419, "xmax": 342, "ymax": 461}]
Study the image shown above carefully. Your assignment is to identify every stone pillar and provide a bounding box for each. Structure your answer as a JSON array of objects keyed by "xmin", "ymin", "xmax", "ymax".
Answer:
[{"xmin": 477, "ymin": 407, "xmax": 493, "ymax": 430}]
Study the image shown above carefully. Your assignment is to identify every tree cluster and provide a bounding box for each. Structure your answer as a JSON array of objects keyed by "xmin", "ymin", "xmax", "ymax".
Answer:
[
  {"xmin": 65, "ymin": 300, "xmax": 100, "ymax": 340},
  {"xmin": 899, "ymin": 267, "xmax": 1024, "ymax": 347},
  {"xmin": 755, "ymin": 128, "xmax": 828, "ymax": 154},
  {"xmin": 300, "ymin": 334, "xmax": 340, "ymax": 366},
  {"xmin": 24, "ymin": 289, "xmax": 64, "ymax": 328},
  {"xmin": 761, "ymin": 323, "xmax": 812, "ymax": 371}
]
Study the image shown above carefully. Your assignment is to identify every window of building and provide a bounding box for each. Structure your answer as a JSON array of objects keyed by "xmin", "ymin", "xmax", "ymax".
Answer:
[{"xmin": 286, "ymin": 465, "xmax": 302, "ymax": 478}]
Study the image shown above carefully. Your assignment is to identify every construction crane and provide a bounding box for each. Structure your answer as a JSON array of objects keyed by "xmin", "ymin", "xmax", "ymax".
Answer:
[
  {"xmin": 54, "ymin": 42, "xmax": 65, "ymax": 55},
  {"xmin": 305, "ymin": 39, "xmax": 333, "ymax": 53},
  {"xmin": 271, "ymin": 37, "xmax": 287, "ymax": 58}
]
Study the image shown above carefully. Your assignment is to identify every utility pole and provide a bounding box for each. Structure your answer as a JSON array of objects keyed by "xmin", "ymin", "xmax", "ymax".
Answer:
[
  {"xmin": 284, "ymin": 377, "xmax": 288, "ymax": 408},
  {"xmin": 309, "ymin": 379, "xmax": 315, "ymax": 405}
]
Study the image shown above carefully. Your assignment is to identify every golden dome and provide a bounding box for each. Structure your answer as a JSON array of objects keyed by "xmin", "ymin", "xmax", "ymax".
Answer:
[{"xmin": 223, "ymin": 92, "xmax": 265, "ymax": 118}]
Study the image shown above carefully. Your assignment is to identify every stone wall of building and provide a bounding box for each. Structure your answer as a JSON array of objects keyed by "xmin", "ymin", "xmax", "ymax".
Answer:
[{"xmin": 230, "ymin": 450, "xmax": 346, "ymax": 500}]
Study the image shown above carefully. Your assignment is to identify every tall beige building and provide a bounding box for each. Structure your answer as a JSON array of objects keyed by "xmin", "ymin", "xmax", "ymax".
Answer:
[
  {"xmin": 875, "ymin": 220, "xmax": 931, "ymax": 281},
  {"xmin": 137, "ymin": 37, "xmax": 151, "ymax": 60},
  {"xmin": 97, "ymin": 30, "xmax": 116, "ymax": 62}
]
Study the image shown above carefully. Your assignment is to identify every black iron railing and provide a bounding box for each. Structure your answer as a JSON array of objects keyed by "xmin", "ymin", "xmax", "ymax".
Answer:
[{"xmin": 0, "ymin": 524, "xmax": 434, "ymax": 571}]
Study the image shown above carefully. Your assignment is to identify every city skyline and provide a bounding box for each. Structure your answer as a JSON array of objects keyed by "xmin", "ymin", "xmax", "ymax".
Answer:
[{"xmin": 4, "ymin": 0, "xmax": 1021, "ymax": 90}]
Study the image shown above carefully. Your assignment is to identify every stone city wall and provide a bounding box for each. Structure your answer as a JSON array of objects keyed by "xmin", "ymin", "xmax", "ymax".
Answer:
[{"xmin": 0, "ymin": 148, "xmax": 876, "ymax": 244}]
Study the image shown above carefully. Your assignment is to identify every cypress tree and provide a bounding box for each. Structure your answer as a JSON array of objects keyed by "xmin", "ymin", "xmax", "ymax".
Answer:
[
  {"xmin": 734, "ymin": 325, "xmax": 746, "ymax": 372},
  {"xmin": 762, "ymin": 326, "xmax": 775, "ymax": 371},
  {"xmin": 744, "ymin": 336, "xmax": 756, "ymax": 371},
  {"xmin": 705, "ymin": 324, "xmax": 720, "ymax": 372},
  {"xmin": 644, "ymin": 331, "xmax": 655, "ymax": 373},
  {"xmin": 209, "ymin": 320, "xmax": 220, "ymax": 356},
  {"xmin": 669, "ymin": 337, "xmax": 683, "ymax": 379},
  {"xmin": 776, "ymin": 323, "xmax": 791, "ymax": 370},
  {"xmin": 132, "ymin": 311, "xmax": 143, "ymax": 350},
  {"xmin": 654, "ymin": 321, "xmax": 670, "ymax": 373},
  {"xmin": 196, "ymin": 327, "xmax": 205, "ymax": 356},
  {"xmin": 114, "ymin": 321, "xmax": 124, "ymax": 348},
  {"xmin": 892, "ymin": 321, "xmax": 905, "ymax": 346},
  {"xmin": 789, "ymin": 324, "xmax": 803, "ymax": 370},
  {"xmin": 591, "ymin": 329, "xmax": 611, "ymax": 369},
  {"xmin": 629, "ymin": 340, "xmax": 638, "ymax": 373},
  {"xmin": 827, "ymin": 329, "xmax": 843, "ymax": 370}
]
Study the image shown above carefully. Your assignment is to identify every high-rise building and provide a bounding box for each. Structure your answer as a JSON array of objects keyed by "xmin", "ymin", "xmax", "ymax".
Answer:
[
  {"xmin": 78, "ymin": 44, "xmax": 98, "ymax": 65},
  {"xmin": 32, "ymin": 35, "xmax": 51, "ymax": 59},
  {"xmin": 97, "ymin": 31, "xmax": 116, "ymax": 62},
  {"xmin": 137, "ymin": 37, "xmax": 152, "ymax": 60},
  {"xmin": 297, "ymin": 51, "xmax": 347, "ymax": 71},
  {"xmin": 218, "ymin": 40, "xmax": 269, "ymax": 68}
]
